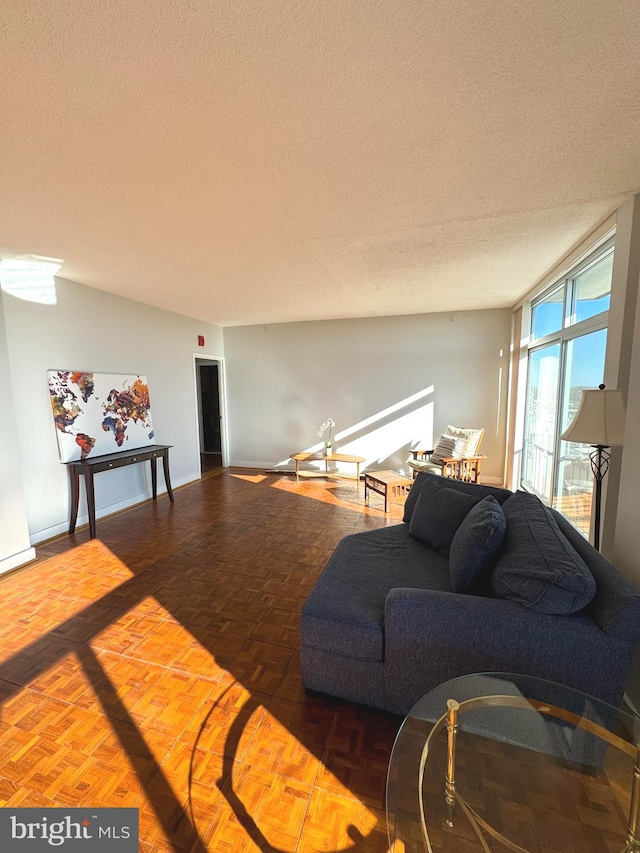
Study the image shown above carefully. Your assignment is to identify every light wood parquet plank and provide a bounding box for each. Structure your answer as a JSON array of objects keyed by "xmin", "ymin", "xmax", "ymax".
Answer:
[
  {"xmin": 7, "ymin": 468, "xmax": 631, "ymax": 851},
  {"xmin": 273, "ymin": 650, "xmax": 308, "ymax": 704},
  {"xmin": 177, "ymin": 681, "xmax": 269, "ymax": 767},
  {"xmin": 240, "ymin": 697, "xmax": 332, "ymax": 785},
  {"xmin": 249, "ymin": 607, "xmax": 301, "ymax": 648},
  {"xmin": 206, "ymin": 764, "xmax": 313, "ymax": 853},
  {"xmin": 228, "ymin": 639, "xmax": 294, "ymax": 697},
  {"xmin": 0, "ymin": 779, "xmax": 60, "ymax": 809},
  {"xmin": 315, "ymin": 702, "xmax": 400, "ymax": 810},
  {"xmin": 125, "ymin": 620, "xmax": 214, "ymax": 672},
  {"xmin": 164, "ymin": 603, "xmax": 265, "ymax": 640},
  {"xmin": 296, "ymin": 787, "xmax": 388, "ymax": 853},
  {"xmin": 27, "ymin": 651, "xmax": 100, "ymax": 709},
  {"xmin": 0, "ymin": 634, "xmax": 83, "ymax": 692},
  {"xmin": 0, "ymin": 686, "xmax": 70, "ymax": 733},
  {"xmin": 130, "ymin": 772, "xmax": 211, "ymax": 853},
  {"xmin": 127, "ymin": 669, "xmax": 222, "ymax": 739}
]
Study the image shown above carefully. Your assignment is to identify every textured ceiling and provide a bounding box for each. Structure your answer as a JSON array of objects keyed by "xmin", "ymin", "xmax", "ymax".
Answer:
[{"xmin": 1, "ymin": 1, "xmax": 638, "ymax": 326}]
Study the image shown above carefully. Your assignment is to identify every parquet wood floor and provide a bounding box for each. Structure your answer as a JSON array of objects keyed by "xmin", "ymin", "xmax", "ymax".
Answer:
[
  {"xmin": 2, "ymin": 471, "xmax": 629, "ymax": 852},
  {"xmin": 0, "ymin": 470, "xmax": 401, "ymax": 852}
]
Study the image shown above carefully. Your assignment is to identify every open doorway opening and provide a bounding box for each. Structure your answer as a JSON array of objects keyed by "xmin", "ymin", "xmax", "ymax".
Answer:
[{"xmin": 195, "ymin": 357, "xmax": 226, "ymax": 476}]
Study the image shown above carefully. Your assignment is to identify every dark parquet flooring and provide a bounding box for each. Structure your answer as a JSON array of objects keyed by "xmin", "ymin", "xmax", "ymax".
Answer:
[
  {"xmin": 0, "ymin": 469, "xmax": 403, "ymax": 852},
  {"xmin": 1, "ymin": 470, "xmax": 633, "ymax": 852}
]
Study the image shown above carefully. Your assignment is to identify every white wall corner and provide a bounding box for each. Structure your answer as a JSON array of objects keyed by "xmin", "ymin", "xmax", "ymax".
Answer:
[
  {"xmin": 0, "ymin": 292, "xmax": 34, "ymax": 564},
  {"xmin": 0, "ymin": 546, "xmax": 37, "ymax": 576}
]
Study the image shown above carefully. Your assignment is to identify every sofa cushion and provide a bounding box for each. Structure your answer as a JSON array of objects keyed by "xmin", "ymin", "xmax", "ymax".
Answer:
[
  {"xmin": 492, "ymin": 491, "xmax": 596, "ymax": 614},
  {"xmin": 409, "ymin": 477, "xmax": 482, "ymax": 556},
  {"xmin": 408, "ymin": 459, "xmax": 443, "ymax": 476},
  {"xmin": 552, "ymin": 508, "xmax": 640, "ymax": 640},
  {"xmin": 300, "ymin": 524, "xmax": 451, "ymax": 661},
  {"xmin": 403, "ymin": 471, "xmax": 512, "ymax": 523},
  {"xmin": 449, "ymin": 496, "xmax": 507, "ymax": 593}
]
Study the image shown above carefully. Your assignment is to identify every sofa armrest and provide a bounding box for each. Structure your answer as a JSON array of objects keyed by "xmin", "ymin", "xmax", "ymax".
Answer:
[
  {"xmin": 438, "ymin": 455, "xmax": 486, "ymax": 463},
  {"xmin": 409, "ymin": 449, "xmax": 434, "ymax": 460},
  {"xmin": 383, "ymin": 588, "xmax": 634, "ymax": 714}
]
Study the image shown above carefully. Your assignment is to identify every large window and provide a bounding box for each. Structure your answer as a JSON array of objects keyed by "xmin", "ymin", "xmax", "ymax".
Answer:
[
  {"xmin": 522, "ymin": 239, "xmax": 613, "ymax": 536},
  {"xmin": 522, "ymin": 343, "xmax": 561, "ymax": 501}
]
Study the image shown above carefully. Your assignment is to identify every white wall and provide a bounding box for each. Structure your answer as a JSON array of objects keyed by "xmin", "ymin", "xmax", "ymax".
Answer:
[
  {"xmin": 3, "ymin": 277, "xmax": 224, "ymax": 544},
  {"xmin": 613, "ymin": 266, "xmax": 640, "ymax": 710},
  {"xmin": 603, "ymin": 195, "xmax": 640, "ymax": 561},
  {"xmin": 223, "ymin": 309, "xmax": 511, "ymax": 482},
  {"xmin": 614, "ymin": 290, "xmax": 640, "ymax": 583},
  {"xmin": 0, "ymin": 294, "xmax": 36, "ymax": 572}
]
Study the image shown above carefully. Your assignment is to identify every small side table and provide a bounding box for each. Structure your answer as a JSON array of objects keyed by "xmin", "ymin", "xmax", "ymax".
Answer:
[
  {"xmin": 364, "ymin": 470, "xmax": 413, "ymax": 513},
  {"xmin": 290, "ymin": 452, "xmax": 365, "ymax": 485}
]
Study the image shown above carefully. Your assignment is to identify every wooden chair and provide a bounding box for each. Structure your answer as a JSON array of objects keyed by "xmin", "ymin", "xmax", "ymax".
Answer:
[{"xmin": 408, "ymin": 426, "xmax": 486, "ymax": 482}]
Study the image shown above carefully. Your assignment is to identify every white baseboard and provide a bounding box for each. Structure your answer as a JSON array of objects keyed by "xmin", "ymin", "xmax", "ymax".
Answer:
[
  {"xmin": 29, "ymin": 474, "xmax": 197, "ymax": 545},
  {"xmin": 230, "ymin": 459, "xmax": 294, "ymax": 470},
  {"xmin": 0, "ymin": 546, "xmax": 37, "ymax": 575},
  {"xmin": 231, "ymin": 461, "xmax": 506, "ymax": 486}
]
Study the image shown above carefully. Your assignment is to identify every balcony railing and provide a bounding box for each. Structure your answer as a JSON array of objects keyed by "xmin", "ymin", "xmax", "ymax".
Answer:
[{"xmin": 523, "ymin": 441, "xmax": 592, "ymax": 538}]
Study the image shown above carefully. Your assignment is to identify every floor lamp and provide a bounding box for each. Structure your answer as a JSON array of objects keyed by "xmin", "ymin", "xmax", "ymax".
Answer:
[{"xmin": 560, "ymin": 384, "xmax": 626, "ymax": 551}]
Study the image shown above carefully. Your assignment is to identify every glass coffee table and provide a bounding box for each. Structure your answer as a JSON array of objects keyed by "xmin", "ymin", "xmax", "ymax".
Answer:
[{"xmin": 386, "ymin": 673, "xmax": 640, "ymax": 853}]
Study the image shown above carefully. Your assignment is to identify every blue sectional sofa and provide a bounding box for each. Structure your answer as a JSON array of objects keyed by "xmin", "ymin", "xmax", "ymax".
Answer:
[{"xmin": 299, "ymin": 472, "xmax": 640, "ymax": 715}]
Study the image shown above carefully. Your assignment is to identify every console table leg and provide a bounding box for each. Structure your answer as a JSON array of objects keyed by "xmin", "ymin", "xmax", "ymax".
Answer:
[
  {"xmin": 151, "ymin": 457, "xmax": 158, "ymax": 500},
  {"xmin": 85, "ymin": 469, "xmax": 97, "ymax": 539},
  {"xmin": 68, "ymin": 468, "xmax": 80, "ymax": 534},
  {"xmin": 162, "ymin": 451, "xmax": 174, "ymax": 503}
]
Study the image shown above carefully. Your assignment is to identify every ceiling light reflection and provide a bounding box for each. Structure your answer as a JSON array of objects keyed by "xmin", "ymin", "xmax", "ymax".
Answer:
[{"xmin": 0, "ymin": 257, "xmax": 61, "ymax": 304}]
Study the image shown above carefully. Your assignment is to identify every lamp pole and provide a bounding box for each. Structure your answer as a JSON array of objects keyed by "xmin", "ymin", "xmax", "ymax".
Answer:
[
  {"xmin": 589, "ymin": 443, "xmax": 610, "ymax": 552},
  {"xmin": 561, "ymin": 384, "xmax": 626, "ymax": 552}
]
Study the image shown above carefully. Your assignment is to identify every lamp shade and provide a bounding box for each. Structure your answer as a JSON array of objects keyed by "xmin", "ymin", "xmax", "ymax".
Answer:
[{"xmin": 560, "ymin": 387, "xmax": 626, "ymax": 446}]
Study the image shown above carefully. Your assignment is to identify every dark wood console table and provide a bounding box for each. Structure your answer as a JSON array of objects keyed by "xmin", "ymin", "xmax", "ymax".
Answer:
[{"xmin": 65, "ymin": 444, "xmax": 174, "ymax": 539}]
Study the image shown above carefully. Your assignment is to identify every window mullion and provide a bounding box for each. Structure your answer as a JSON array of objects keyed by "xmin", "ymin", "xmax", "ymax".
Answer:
[
  {"xmin": 565, "ymin": 279, "xmax": 575, "ymax": 328},
  {"xmin": 551, "ymin": 339, "xmax": 569, "ymax": 509}
]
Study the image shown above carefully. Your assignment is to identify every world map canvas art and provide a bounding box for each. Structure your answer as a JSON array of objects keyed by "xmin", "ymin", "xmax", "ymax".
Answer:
[{"xmin": 48, "ymin": 370, "xmax": 155, "ymax": 462}]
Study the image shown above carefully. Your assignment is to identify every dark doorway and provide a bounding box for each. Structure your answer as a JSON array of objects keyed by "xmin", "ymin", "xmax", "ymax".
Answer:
[{"xmin": 199, "ymin": 364, "xmax": 222, "ymax": 471}]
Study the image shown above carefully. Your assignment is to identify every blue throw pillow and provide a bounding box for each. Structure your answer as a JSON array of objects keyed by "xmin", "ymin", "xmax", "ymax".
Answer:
[
  {"xmin": 449, "ymin": 496, "xmax": 507, "ymax": 594},
  {"xmin": 403, "ymin": 475, "xmax": 428, "ymax": 522},
  {"xmin": 409, "ymin": 476, "xmax": 482, "ymax": 556},
  {"xmin": 491, "ymin": 491, "xmax": 596, "ymax": 614},
  {"xmin": 403, "ymin": 472, "xmax": 512, "ymax": 523}
]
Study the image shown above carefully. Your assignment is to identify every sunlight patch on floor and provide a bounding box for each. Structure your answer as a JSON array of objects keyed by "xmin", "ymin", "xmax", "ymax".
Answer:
[
  {"xmin": 271, "ymin": 476, "xmax": 406, "ymax": 521},
  {"xmin": 231, "ymin": 473, "xmax": 269, "ymax": 484}
]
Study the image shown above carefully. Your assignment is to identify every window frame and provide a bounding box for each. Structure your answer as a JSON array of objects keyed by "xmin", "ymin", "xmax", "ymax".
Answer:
[
  {"xmin": 528, "ymin": 237, "xmax": 613, "ymax": 347},
  {"xmin": 521, "ymin": 236, "xmax": 613, "ymax": 530}
]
